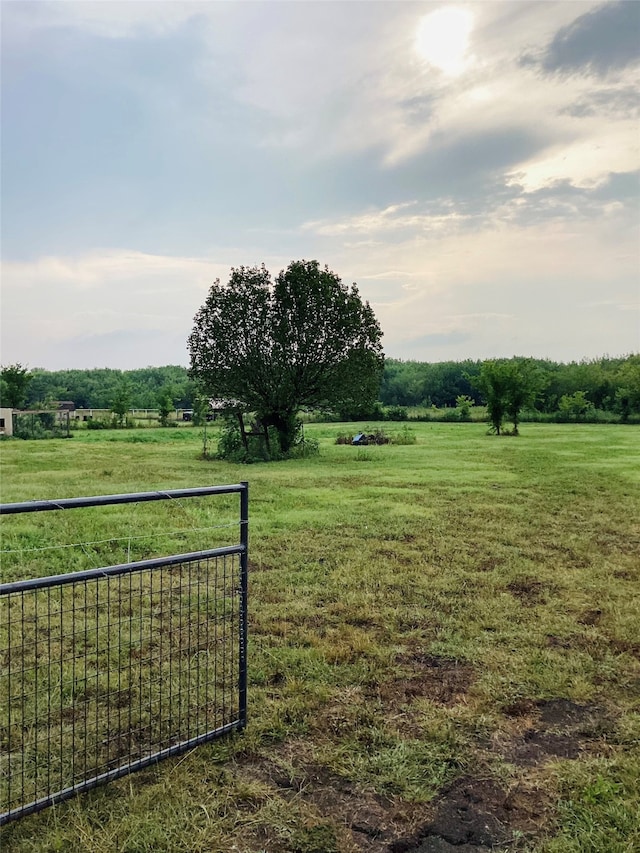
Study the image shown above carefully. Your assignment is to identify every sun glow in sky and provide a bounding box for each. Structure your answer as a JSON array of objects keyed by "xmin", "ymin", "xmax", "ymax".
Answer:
[{"xmin": 415, "ymin": 7, "xmax": 474, "ymax": 75}]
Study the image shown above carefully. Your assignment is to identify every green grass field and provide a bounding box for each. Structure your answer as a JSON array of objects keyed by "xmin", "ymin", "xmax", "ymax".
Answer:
[{"xmin": 1, "ymin": 423, "xmax": 639, "ymax": 852}]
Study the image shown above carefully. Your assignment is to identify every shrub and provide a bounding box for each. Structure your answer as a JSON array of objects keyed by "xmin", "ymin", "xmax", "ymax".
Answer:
[
  {"xmin": 455, "ymin": 395, "xmax": 473, "ymax": 421},
  {"xmin": 12, "ymin": 412, "xmax": 71, "ymax": 439},
  {"xmin": 384, "ymin": 405, "xmax": 409, "ymax": 421},
  {"xmin": 216, "ymin": 414, "xmax": 317, "ymax": 463},
  {"xmin": 335, "ymin": 429, "xmax": 390, "ymax": 446},
  {"xmin": 288, "ymin": 433, "xmax": 320, "ymax": 458},
  {"xmin": 440, "ymin": 408, "xmax": 461, "ymax": 422},
  {"xmin": 389, "ymin": 425, "xmax": 417, "ymax": 445},
  {"xmin": 557, "ymin": 391, "xmax": 596, "ymax": 422},
  {"xmin": 337, "ymin": 401, "xmax": 386, "ymax": 421},
  {"xmin": 13, "ymin": 415, "xmax": 49, "ymax": 440}
]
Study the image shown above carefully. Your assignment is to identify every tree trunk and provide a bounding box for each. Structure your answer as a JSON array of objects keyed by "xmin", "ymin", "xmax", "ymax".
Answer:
[{"xmin": 265, "ymin": 410, "xmax": 298, "ymax": 453}]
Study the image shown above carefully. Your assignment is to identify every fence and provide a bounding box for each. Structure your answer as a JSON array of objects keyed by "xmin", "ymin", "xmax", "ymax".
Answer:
[
  {"xmin": 11, "ymin": 410, "xmax": 71, "ymax": 439},
  {"xmin": 0, "ymin": 484, "xmax": 248, "ymax": 825}
]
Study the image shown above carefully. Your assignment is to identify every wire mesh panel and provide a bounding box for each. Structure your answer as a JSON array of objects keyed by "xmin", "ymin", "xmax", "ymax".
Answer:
[{"xmin": 0, "ymin": 485, "xmax": 248, "ymax": 825}]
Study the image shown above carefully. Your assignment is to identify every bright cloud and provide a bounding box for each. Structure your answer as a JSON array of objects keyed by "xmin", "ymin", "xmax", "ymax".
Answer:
[{"xmin": 415, "ymin": 7, "xmax": 474, "ymax": 76}]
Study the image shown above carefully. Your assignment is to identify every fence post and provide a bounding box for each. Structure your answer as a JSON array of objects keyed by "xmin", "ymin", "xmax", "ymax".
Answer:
[{"xmin": 239, "ymin": 481, "xmax": 249, "ymax": 729}]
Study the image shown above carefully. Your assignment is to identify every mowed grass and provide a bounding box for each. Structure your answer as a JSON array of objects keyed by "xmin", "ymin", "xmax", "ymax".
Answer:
[{"xmin": 1, "ymin": 422, "xmax": 639, "ymax": 852}]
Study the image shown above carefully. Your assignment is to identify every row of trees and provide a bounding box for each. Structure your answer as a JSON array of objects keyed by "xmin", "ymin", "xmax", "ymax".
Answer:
[
  {"xmin": 0, "ymin": 365, "xmax": 195, "ymax": 413},
  {"xmin": 380, "ymin": 355, "xmax": 640, "ymax": 416},
  {"xmin": 6, "ymin": 355, "xmax": 637, "ymax": 418}
]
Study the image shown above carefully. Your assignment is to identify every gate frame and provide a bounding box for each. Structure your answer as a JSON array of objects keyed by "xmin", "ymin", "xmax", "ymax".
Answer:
[{"xmin": 0, "ymin": 483, "xmax": 248, "ymax": 825}]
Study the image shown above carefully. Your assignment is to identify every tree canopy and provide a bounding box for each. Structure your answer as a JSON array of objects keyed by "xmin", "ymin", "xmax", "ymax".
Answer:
[
  {"xmin": 188, "ymin": 260, "xmax": 384, "ymax": 451},
  {"xmin": 474, "ymin": 359, "xmax": 545, "ymax": 434},
  {"xmin": 0, "ymin": 364, "xmax": 32, "ymax": 409}
]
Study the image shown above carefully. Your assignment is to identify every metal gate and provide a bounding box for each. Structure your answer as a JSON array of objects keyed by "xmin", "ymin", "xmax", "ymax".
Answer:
[{"xmin": 0, "ymin": 484, "xmax": 248, "ymax": 825}]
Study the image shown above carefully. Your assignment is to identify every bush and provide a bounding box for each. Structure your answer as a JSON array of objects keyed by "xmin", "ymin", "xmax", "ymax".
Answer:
[
  {"xmin": 557, "ymin": 391, "xmax": 595, "ymax": 422},
  {"xmin": 216, "ymin": 416, "xmax": 251, "ymax": 461},
  {"xmin": 288, "ymin": 433, "xmax": 320, "ymax": 458},
  {"xmin": 455, "ymin": 395, "xmax": 473, "ymax": 421},
  {"xmin": 215, "ymin": 414, "xmax": 318, "ymax": 463},
  {"xmin": 384, "ymin": 405, "xmax": 409, "ymax": 421},
  {"xmin": 335, "ymin": 433, "xmax": 352, "ymax": 445},
  {"xmin": 337, "ymin": 401, "xmax": 386, "ymax": 421},
  {"xmin": 11, "ymin": 412, "xmax": 72, "ymax": 439},
  {"xmin": 13, "ymin": 415, "xmax": 49, "ymax": 440},
  {"xmin": 440, "ymin": 408, "xmax": 461, "ymax": 422},
  {"xmin": 336, "ymin": 428, "xmax": 390, "ymax": 446},
  {"xmin": 86, "ymin": 419, "xmax": 110, "ymax": 430},
  {"xmin": 389, "ymin": 425, "xmax": 417, "ymax": 445}
]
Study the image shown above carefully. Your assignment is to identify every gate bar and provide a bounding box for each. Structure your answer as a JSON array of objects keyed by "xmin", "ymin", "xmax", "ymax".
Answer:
[
  {"xmin": 0, "ymin": 484, "xmax": 247, "ymax": 515},
  {"xmin": 0, "ymin": 545, "xmax": 245, "ymax": 595}
]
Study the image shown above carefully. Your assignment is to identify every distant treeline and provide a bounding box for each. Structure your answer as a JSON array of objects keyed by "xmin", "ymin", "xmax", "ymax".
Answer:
[
  {"xmin": 379, "ymin": 355, "xmax": 640, "ymax": 414},
  {"xmin": 24, "ymin": 366, "xmax": 195, "ymax": 410},
  {"xmin": 19, "ymin": 354, "xmax": 640, "ymax": 419}
]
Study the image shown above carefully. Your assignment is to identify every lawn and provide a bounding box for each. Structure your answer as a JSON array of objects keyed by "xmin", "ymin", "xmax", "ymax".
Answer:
[{"xmin": 1, "ymin": 422, "xmax": 639, "ymax": 852}]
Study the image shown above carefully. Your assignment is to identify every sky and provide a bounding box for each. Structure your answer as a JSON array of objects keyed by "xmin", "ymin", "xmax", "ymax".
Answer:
[{"xmin": 1, "ymin": 0, "xmax": 639, "ymax": 370}]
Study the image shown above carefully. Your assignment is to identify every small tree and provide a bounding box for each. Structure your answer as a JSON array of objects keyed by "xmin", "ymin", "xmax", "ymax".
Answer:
[
  {"xmin": 110, "ymin": 378, "xmax": 132, "ymax": 427},
  {"xmin": 505, "ymin": 360, "xmax": 545, "ymax": 434},
  {"xmin": 157, "ymin": 387, "xmax": 174, "ymax": 427},
  {"xmin": 558, "ymin": 391, "xmax": 594, "ymax": 421},
  {"xmin": 189, "ymin": 260, "xmax": 384, "ymax": 454},
  {"xmin": 0, "ymin": 363, "xmax": 32, "ymax": 409},
  {"xmin": 191, "ymin": 394, "xmax": 211, "ymax": 426},
  {"xmin": 474, "ymin": 359, "xmax": 543, "ymax": 435},
  {"xmin": 615, "ymin": 356, "xmax": 640, "ymax": 422},
  {"xmin": 475, "ymin": 361, "xmax": 510, "ymax": 434},
  {"xmin": 455, "ymin": 395, "xmax": 473, "ymax": 421}
]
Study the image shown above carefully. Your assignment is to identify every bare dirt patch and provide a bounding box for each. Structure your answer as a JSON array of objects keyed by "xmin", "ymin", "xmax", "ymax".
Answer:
[
  {"xmin": 498, "ymin": 698, "xmax": 613, "ymax": 767},
  {"xmin": 506, "ymin": 729, "xmax": 583, "ymax": 765},
  {"xmin": 537, "ymin": 698, "xmax": 602, "ymax": 730},
  {"xmin": 234, "ymin": 744, "xmax": 432, "ymax": 852},
  {"xmin": 578, "ymin": 608, "xmax": 603, "ymax": 626},
  {"xmin": 545, "ymin": 634, "xmax": 572, "ymax": 650},
  {"xmin": 233, "ymin": 697, "xmax": 610, "ymax": 851},
  {"xmin": 390, "ymin": 777, "xmax": 549, "ymax": 852},
  {"xmin": 506, "ymin": 577, "xmax": 550, "ymax": 606},
  {"xmin": 475, "ymin": 557, "xmax": 502, "ymax": 572},
  {"xmin": 235, "ymin": 751, "xmax": 550, "ymax": 853},
  {"xmin": 502, "ymin": 698, "xmax": 537, "ymax": 718},
  {"xmin": 389, "ymin": 653, "xmax": 475, "ymax": 707},
  {"xmin": 608, "ymin": 637, "xmax": 640, "ymax": 658}
]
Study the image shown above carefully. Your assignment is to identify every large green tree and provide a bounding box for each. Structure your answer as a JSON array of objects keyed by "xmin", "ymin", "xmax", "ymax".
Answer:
[
  {"xmin": 0, "ymin": 364, "xmax": 32, "ymax": 409},
  {"xmin": 189, "ymin": 260, "xmax": 384, "ymax": 451}
]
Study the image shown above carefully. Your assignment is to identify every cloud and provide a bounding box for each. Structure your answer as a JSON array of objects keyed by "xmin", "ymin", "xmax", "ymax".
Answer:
[
  {"xmin": 1, "ymin": 250, "xmax": 225, "ymax": 368},
  {"xmin": 302, "ymin": 170, "xmax": 639, "ymax": 246},
  {"xmin": 526, "ymin": 1, "xmax": 640, "ymax": 76},
  {"xmin": 560, "ymin": 84, "xmax": 640, "ymax": 119},
  {"xmin": 393, "ymin": 330, "xmax": 471, "ymax": 355},
  {"xmin": 2, "ymin": 1, "xmax": 205, "ymax": 41},
  {"xmin": 0, "ymin": 248, "xmax": 302, "ymax": 369},
  {"xmin": 1, "ymin": 2, "xmax": 638, "ymax": 367}
]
